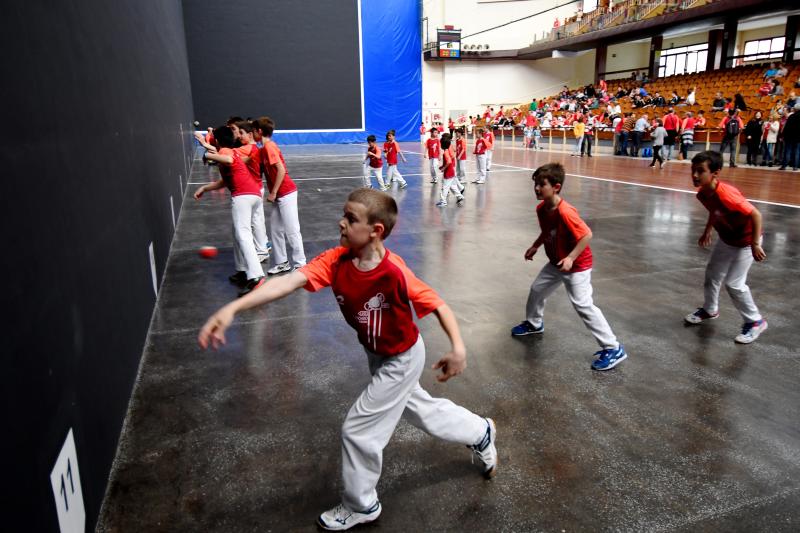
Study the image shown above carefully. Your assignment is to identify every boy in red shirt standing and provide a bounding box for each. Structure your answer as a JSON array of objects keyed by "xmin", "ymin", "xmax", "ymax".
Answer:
[
  {"xmin": 253, "ymin": 117, "xmax": 307, "ymax": 274},
  {"xmin": 198, "ymin": 188, "xmax": 497, "ymax": 531},
  {"xmin": 425, "ymin": 128, "xmax": 441, "ymax": 183},
  {"xmin": 455, "ymin": 129, "xmax": 468, "ymax": 187},
  {"xmin": 383, "ymin": 130, "xmax": 408, "ymax": 189},
  {"xmin": 684, "ymin": 151, "xmax": 767, "ymax": 343},
  {"xmin": 234, "ymin": 121, "xmax": 271, "ymax": 264},
  {"xmin": 194, "ymin": 126, "xmax": 266, "ymax": 296},
  {"xmin": 363, "ymin": 134, "xmax": 386, "ymax": 190},
  {"xmin": 436, "ymin": 137, "xmax": 465, "ymax": 207},
  {"xmin": 511, "ymin": 163, "xmax": 627, "ymax": 371},
  {"xmin": 472, "ymin": 127, "xmax": 488, "ymax": 184},
  {"xmin": 484, "ymin": 127, "xmax": 495, "ymax": 171}
]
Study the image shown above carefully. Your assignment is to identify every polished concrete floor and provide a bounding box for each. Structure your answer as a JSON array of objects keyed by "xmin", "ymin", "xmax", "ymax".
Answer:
[{"xmin": 98, "ymin": 142, "xmax": 800, "ymax": 532}]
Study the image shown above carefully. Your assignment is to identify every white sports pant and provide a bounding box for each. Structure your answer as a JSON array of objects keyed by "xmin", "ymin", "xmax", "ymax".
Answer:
[
  {"xmin": 364, "ymin": 166, "xmax": 384, "ymax": 189},
  {"xmin": 429, "ymin": 158, "xmax": 440, "ymax": 181},
  {"xmin": 270, "ymin": 191, "xmax": 306, "ymax": 268},
  {"xmin": 341, "ymin": 336, "xmax": 486, "ymax": 512},
  {"xmin": 475, "ymin": 154, "xmax": 487, "ymax": 182},
  {"xmin": 253, "ymin": 196, "xmax": 270, "ymax": 256},
  {"xmin": 231, "ymin": 195, "xmax": 265, "ymax": 279},
  {"xmin": 703, "ymin": 240, "xmax": 762, "ymax": 322},
  {"xmin": 525, "ymin": 263, "xmax": 618, "ymax": 349},
  {"xmin": 456, "ymin": 158, "xmax": 466, "ymax": 180},
  {"xmin": 486, "ymin": 149, "xmax": 493, "ymax": 170},
  {"xmin": 573, "ymin": 136, "xmax": 584, "ymax": 154},
  {"xmin": 385, "ymin": 164, "xmax": 406, "ymax": 186},
  {"xmin": 439, "ymin": 177, "xmax": 464, "ymax": 203}
]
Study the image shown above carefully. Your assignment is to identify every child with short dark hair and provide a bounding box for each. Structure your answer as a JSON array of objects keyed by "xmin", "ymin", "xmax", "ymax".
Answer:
[
  {"xmin": 684, "ymin": 151, "xmax": 768, "ymax": 343},
  {"xmin": 425, "ymin": 128, "xmax": 441, "ymax": 183},
  {"xmin": 383, "ymin": 130, "xmax": 407, "ymax": 189},
  {"xmin": 364, "ymin": 134, "xmax": 386, "ymax": 189},
  {"xmin": 436, "ymin": 137, "xmax": 465, "ymax": 207},
  {"xmin": 472, "ymin": 127, "xmax": 488, "ymax": 184},
  {"xmin": 199, "ymin": 188, "xmax": 497, "ymax": 531},
  {"xmin": 511, "ymin": 163, "xmax": 627, "ymax": 371}
]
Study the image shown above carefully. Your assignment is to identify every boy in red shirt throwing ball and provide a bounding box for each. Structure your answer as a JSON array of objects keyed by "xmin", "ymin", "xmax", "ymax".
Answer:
[
  {"xmin": 684, "ymin": 151, "xmax": 767, "ymax": 343},
  {"xmin": 198, "ymin": 188, "xmax": 497, "ymax": 530},
  {"xmin": 511, "ymin": 163, "xmax": 627, "ymax": 371}
]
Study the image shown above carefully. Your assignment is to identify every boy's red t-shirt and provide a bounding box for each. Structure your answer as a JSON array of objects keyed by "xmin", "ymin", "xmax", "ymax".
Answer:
[
  {"xmin": 218, "ymin": 148, "xmax": 262, "ymax": 197},
  {"xmin": 442, "ymin": 149, "xmax": 455, "ymax": 178},
  {"xmin": 484, "ymin": 131, "xmax": 494, "ymax": 149},
  {"xmin": 474, "ymin": 137, "xmax": 487, "ymax": 155},
  {"xmin": 663, "ymin": 113, "xmax": 679, "ymax": 131},
  {"xmin": 426, "ymin": 138, "xmax": 441, "ymax": 158},
  {"xmin": 235, "ymin": 143, "xmax": 263, "ymax": 182},
  {"xmin": 299, "ymin": 247, "xmax": 444, "ymax": 356},
  {"xmin": 384, "ymin": 140, "xmax": 400, "ymax": 165},
  {"xmin": 697, "ymin": 181, "xmax": 755, "ymax": 247},
  {"xmin": 456, "ymin": 138, "xmax": 467, "ymax": 160},
  {"xmin": 367, "ymin": 144, "xmax": 383, "ymax": 168},
  {"xmin": 536, "ymin": 199, "xmax": 593, "ymax": 273},
  {"xmin": 261, "ymin": 140, "xmax": 298, "ymax": 198}
]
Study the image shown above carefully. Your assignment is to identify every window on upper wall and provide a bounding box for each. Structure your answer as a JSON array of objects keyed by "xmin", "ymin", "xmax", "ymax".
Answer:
[
  {"xmin": 742, "ymin": 36, "xmax": 786, "ymax": 61},
  {"xmin": 658, "ymin": 43, "xmax": 708, "ymax": 78},
  {"xmin": 583, "ymin": 0, "xmax": 598, "ymax": 13}
]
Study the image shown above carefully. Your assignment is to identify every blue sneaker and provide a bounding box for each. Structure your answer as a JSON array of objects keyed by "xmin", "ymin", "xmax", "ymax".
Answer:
[
  {"xmin": 510, "ymin": 321, "xmax": 544, "ymax": 336},
  {"xmin": 591, "ymin": 344, "xmax": 627, "ymax": 371}
]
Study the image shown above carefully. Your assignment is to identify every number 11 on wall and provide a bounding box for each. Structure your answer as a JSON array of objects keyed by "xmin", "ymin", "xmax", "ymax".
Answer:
[{"xmin": 50, "ymin": 429, "xmax": 85, "ymax": 533}]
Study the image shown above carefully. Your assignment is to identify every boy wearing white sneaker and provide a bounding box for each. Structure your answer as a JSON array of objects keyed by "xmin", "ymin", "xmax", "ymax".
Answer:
[
  {"xmin": 383, "ymin": 130, "xmax": 408, "ymax": 189},
  {"xmin": 425, "ymin": 128, "xmax": 441, "ymax": 183},
  {"xmin": 436, "ymin": 137, "xmax": 465, "ymax": 207},
  {"xmin": 455, "ymin": 129, "xmax": 468, "ymax": 186},
  {"xmin": 472, "ymin": 127, "xmax": 488, "ymax": 184},
  {"xmin": 511, "ymin": 163, "xmax": 627, "ymax": 371},
  {"xmin": 363, "ymin": 135, "xmax": 386, "ymax": 189},
  {"xmin": 684, "ymin": 151, "xmax": 768, "ymax": 343},
  {"xmin": 198, "ymin": 188, "xmax": 497, "ymax": 531}
]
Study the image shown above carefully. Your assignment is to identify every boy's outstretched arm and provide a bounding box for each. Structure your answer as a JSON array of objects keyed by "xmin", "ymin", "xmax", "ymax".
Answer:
[
  {"xmin": 194, "ymin": 179, "xmax": 225, "ymax": 199},
  {"xmin": 430, "ymin": 304, "xmax": 466, "ymax": 383},
  {"xmin": 205, "ymin": 152, "xmax": 233, "ymax": 165},
  {"xmin": 198, "ymin": 270, "xmax": 308, "ymax": 350},
  {"xmin": 558, "ymin": 231, "xmax": 592, "ymax": 272}
]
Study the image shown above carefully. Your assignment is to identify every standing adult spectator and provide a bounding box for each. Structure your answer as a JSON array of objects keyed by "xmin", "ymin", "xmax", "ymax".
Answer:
[
  {"xmin": 662, "ymin": 108, "xmax": 680, "ymax": 161},
  {"xmin": 718, "ymin": 109, "xmax": 744, "ymax": 168},
  {"xmin": 779, "ymin": 105, "xmax": 800, "ymax": 171},
  {"xmin": 734, "ymin": 93, "xmax": 748, "ymax": 111},
  {"xmin": 744, "ymin": 112, "xmax": 763, "ymax": 166}
]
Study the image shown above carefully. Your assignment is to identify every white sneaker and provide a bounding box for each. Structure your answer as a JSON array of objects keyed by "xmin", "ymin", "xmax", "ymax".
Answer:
[
  {"xmin": 317, "ymin": 502, "xmax": 381, "ymax": 530},
  {"xmin": 258, "ymin": 254, "xmax": 270, "ymax": 263},
  {"xmin": 469, "ymin": 418, "xmax": 497, "ymax": 478},
  {"xmin": 734, "ymin": 319, "xmax": 768, "ymax": 344},
  {"xmin": 266, "ymin": 262, "xmax": 291, "ymax": 275}
]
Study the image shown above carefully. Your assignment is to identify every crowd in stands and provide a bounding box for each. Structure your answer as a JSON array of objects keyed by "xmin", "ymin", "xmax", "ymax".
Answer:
[{"xmin": 455, "ymin": 61, "xmax": 800, "ymax": 169}]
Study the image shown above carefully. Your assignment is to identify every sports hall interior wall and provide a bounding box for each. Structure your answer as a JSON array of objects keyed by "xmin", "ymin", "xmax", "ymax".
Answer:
[
  {"xmin": 182, "ymin": 0, "xmax": 422, "ymax": 144},
  {"xmin": 0, "ymin": 1, "xmax": 195, "ymax": 530}
]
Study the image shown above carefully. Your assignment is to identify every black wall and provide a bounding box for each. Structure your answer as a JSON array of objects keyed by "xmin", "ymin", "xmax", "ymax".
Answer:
[
  {"xmin": 182, "ymin": 0, "xmax": 363, "ymax": 130},
  {"xmin": 0, "ymin": 2, "xmax": 195, "ymax": 530}
]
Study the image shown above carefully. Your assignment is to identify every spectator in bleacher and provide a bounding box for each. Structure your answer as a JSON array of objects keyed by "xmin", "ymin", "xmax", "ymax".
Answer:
[
  {"xmin": 685, "ymin": 87, "xmax": 697, "ymax": 106},
  {"xmin": 744, "ymin": 111, "xmax": 763, "ymax": 166},
  {"xmin": 779, "ymin": 104, "xmax": 800, "ymax": 171},
  {"xmin": 630, "ymin": 113, "xmax": 649, "ymax": 157},
  {"xmin": 631, "ymin": 70, "xmax": 639, "ymax": 81},
  {"xmin": 761, "ymin": 114, "xmax": 780, "ymax": 166},
  {"xmin": 734, "ymin": 93, "xmax": 748, "ymax": 112},
  {"xmin": 695, "ymin": 110, "xmax": 707, "ymax": 128},
  {"xmin": 584, "ymin": 84, "xmax": 596, "ymax": 98},
  {"xmin": 758, "ymin": 80, "xmax": 773, "ymax": 97},
  {"xmin": 787, "ymin": 91, "xmax": 797, "ymax": 108},
  {"xmin": 794, "ymin": 76, "xmax": 800, "ymax": 89},
  {"xmin": 668, "ymin": 91, "xmax": 682, "ymax": 106},
  {"xmin": 719, "ymin": 109, "xmax": 744, "ymax": 168},
  {"xmin": 763, "ymin": 63, "xmax": 778, "ymax": 79},
  {"xmin": 775, "ymin": 63, "xmax": 788, "ymax": 78},
  {"xmin": 663, "ymin": 108, "xmax": 680, "ymax": 161},
  {"xmin": 679, "ymin": 112, "xmax": 695, "ymax": 160},
  {"xmin": 615, "ymin": 86, "xmax": 627, "ymax": 100},
  {"xmin": 599, "ymin": 79, "xmax": 607, "ymax": 93},
  {"xmin": 770, "ymin": 99, "xmax": 784, "ymax": 117},
  {"xmin": 771, "ymin": 79, "xmax": 784, "ymax": 97},
  {"xmin": 652, "ymin": 92, "xmax": 666, "ymax": 107},
  {"xmin": 711, "ymin": 92, "xmax": 726, "ymax": 111},
  {"xmin": 723, "ymin": 98, "xmax": 734, "ymax": 111}
]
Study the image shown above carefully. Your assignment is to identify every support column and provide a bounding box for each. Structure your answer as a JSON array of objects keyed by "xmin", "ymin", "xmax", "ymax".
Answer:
[
  {"xmin": 648, "ymin": 35, "xmax": 663, "ymax": 81},
  {"xmin": 785, "ymin": 15, "xmax": 799, "ymax": 63},
  {"xmin": 594, "ymin": 41, "xmax": 607, "ymax": 84},
  {"xmin": 721, "ymin": 18, "xmax": 738, "ymax": 69},
  {"xmin": 707, "ymin": 29, "xmax": 723, "ymax": 71}
]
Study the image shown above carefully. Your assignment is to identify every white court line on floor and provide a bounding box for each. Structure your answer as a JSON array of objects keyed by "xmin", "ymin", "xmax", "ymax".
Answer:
[{"xmin": 490, "ymin": 162, "xmax": 800, "ymax": 209}]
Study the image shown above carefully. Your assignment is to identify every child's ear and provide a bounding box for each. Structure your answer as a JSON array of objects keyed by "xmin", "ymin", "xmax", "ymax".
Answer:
[{"xmin": 372, "ymin": 222, "xmax": 386, "ymax": 239}]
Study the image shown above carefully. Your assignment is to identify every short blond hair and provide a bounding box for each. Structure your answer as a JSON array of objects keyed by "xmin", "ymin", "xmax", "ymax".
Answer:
[{"xmin": 347, "ymin": 188, "xmax": 398, "ymax": 239}]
